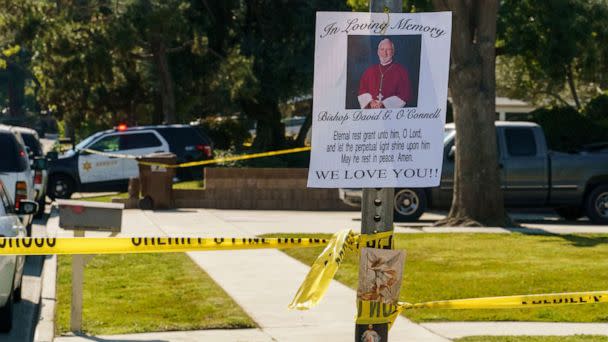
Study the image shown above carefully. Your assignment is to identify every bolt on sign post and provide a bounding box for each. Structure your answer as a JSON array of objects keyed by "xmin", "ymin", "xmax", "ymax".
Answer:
[{"xmin": 308, "ymin": 3, "xmax": 452, "ymax": 340}]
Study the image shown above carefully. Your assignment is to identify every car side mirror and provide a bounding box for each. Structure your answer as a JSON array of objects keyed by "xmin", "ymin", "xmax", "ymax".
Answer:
[
  {"xmin": 46, "ymin": 151, "xmax": 58, "ymax": 161},
  {"xmin": 17, "ymin": 200, "xmax": 38, "ymax": 215},
  {"xmin": 32, "ymin": 156, "xmax": 48, "ymax": 170},
  {"xmin": 448, "ymin": 145, "xmax": 456, "ymax": 160}
]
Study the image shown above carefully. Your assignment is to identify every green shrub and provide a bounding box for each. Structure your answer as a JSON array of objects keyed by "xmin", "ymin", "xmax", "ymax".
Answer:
[
  {"xmin": 0, "ymin": 113, "xmax": 58, "ymax": 136},
  {"xmin": 584, "ymin": 93, "xmax": 608, "ymax": 122},
  {"xmin": 56, "ymin": 117, "xmax": 113, "ymax": 142},
  {"xmin": 210, "ymin": 145, "xmax": 310, "ymax": 169},
  {"xmin": 241, "ymin": 149, "xmax": 310, "ymax": 168},
  {"xmin": 198, "ymin": 117, "xmax": 251, "ymax": 150},
  {"xmin": 531, "ymin": 106, "xmax": 608, "ymax": 152}
]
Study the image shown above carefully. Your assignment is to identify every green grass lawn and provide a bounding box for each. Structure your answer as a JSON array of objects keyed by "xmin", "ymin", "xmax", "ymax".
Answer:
[
  {"xmin": 56, "ymin": 253, "xmax": 255, "ymax": 335},
  {"xmin": 79, "ymin": 192, "xmax": 128, "ymax": 203},
  {"xmin": 271, "ymin": 233, "xmax": 608, "ymax": 323},
  {"xmin": 457, "ymin": 336, "xmax": 608, "ymax": 342},
  {"xmin": 172, "ymin": 180, "xmax": 205, "ymax": 189}
]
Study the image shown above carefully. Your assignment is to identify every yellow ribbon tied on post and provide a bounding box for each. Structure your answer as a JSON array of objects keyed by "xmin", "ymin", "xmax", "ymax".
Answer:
[
  {"xmin": 288, "ymin": 229, "xmax": 394, "ymax": 310},
  {"xmin": 289, "ymin": 229, "xmax": 356, "ymax": 309},
  {"xmin": 356, "ymin": 290, "xmax": 608, "ymax": 328}
]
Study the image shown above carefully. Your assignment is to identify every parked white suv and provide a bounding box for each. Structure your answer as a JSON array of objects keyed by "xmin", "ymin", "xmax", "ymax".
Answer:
[
  {"xmin": 0, "ymin": 180, "xmax": 38, "ymax": 332},
  {"xmin": 0, "ymin": 126, "xmax": 36, "ymax": 234},
  {"xmin": 10, "ymin": 126, "xmax": 48, "ymax": 217}
]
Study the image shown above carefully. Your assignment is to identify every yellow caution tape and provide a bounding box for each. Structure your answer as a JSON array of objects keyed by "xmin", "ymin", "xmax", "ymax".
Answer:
[
  {"xmin": 289, "ymin": 230, "xmax": 393, "ymax": 310},
  {"xmin": 0, "ymin": 229, "xmax": 391, "ymax": 311},
  {"xmin": 0, "ymin": 229, "xmax": 392, "ymax": 256},
  {"xmin": 357, "ymin": 231, "xmax": 393, "ymax": 249},
  {"xmin": 289, "ymin": 229, "xmax": 356, "ymax": 309},
  {"xmin": 82, "ymin": 149, "xmax": 138, "ymax": 159},
  {"xmin": 0, "ymin": 229, "xmax": 388, "ymax": 315},
  {"xmin": 401, "ymin": 290, "xmax": 608, "ymax": 310},
  {"xmin": 82, "ymin": 146, "xmax": 312, "ymax": 168},
  {"xmin": 357, "ymin": 290, "xmax": 608, "ymax": 327},
  {"xmin": 288, "ymin": 230, "xmax": 394, "ymax": 310},
  {"xmin": 283, "ymin": 229, "xmax": 608, "ymax": 325},
  {"xmin": 0, "ymin": 236, "xmax": 330, "ymax": 255},
  {"xmin": 8, "ymin": 230, "xmax": 600, "ymax": 328},
  {"xmin": 356, "ymin": 300, "xmax": 401, "ymax": 327}
]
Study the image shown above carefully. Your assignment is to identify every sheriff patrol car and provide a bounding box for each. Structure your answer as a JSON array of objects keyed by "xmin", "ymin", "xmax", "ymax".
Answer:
[{"xmin": 47, "ymin": 124, "xmax": 213, "ymax": 199}]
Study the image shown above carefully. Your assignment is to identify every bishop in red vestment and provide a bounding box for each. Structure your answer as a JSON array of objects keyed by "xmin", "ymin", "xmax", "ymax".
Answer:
[{"xmin": 358, "ymin": 38, "xmax": 413, "ymax": 109}]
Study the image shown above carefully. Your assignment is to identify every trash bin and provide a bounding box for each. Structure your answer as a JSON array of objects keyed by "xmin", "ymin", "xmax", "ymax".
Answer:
[{"xmin": 137, "ymin": 152, "xmax": 177, "ymax": 210}]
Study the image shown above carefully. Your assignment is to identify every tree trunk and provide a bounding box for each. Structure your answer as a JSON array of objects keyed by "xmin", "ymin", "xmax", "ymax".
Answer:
[
  {"xmin": 150, "ymin": 36, "xmax": 176, "ymax": 124},
  {"xmin": 565, "ymin": 63, "xmax": 581, "ymax": 110},
  {"xmin": 243, "ymin": 99, "xmax": 285, "ymax": 150},
  {"xmin": 128, "ymin": 100, "xmax": 136, "ymax": 126},
  {"xmin": 433, "ymin": 0, "xmax": 508, "ymax": 227},
  {"xmin": 7, "ymin": 65, "xmax": 25, "ymax": 117}
]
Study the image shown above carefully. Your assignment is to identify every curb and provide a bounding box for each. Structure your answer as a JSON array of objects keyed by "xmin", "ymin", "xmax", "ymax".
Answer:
[
  {"xmin": 33, "ymin": 254, "xmax": 57, "ymax": 342},
  {"xmin": 34, "ymin": 207, "xmax": 59, "ymax": 342}
]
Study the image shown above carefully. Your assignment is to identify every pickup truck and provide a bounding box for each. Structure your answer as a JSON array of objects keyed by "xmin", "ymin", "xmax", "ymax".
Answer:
[{"xmin": 339, "ymin": 121, "xmax": 608, "ymax": 224}]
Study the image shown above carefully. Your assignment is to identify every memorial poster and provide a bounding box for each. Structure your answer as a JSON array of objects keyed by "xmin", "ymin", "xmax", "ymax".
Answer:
[{"xmin": 308, "ymin": 11, "xmax": 452, "ymax": 188}]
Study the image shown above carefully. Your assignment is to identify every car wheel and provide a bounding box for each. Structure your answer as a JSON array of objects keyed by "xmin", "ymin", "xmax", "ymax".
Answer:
[
  {"xmin": 555, "ymin": 207, "xmax": 583, "ymax": 221},
  {"xmin": 48, "ymin": 175, "xmax": 75, "ymax": 200},
  {"xmin": 393, "ymin": 188, "xmax": 427, "ymax": 222},
  {"xmin": 586, "ymin": 185, "xmax": 608, "ymax": 225},
  {"xmin": 0, "ymin": 289, "xmax": 14, "ymax": 332}
]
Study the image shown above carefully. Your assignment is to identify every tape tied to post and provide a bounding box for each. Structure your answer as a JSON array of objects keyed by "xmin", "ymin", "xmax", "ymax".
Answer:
[
  {"xmin": 356, "ymin": 290, "xmax": 608, "ymax": 328},
  {"xmin": 289, "ymin": 230, "xmax": 394, "ymax": 310}
]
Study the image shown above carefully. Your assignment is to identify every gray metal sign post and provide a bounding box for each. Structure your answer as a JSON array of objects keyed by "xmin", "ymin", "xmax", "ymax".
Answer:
[
  {"xmin": 57, "ymin": 200, "xmax": 123, "ymax": 333},
  {"xmin": 355, "ymin": 2, "xmax": 402, "ymax": 341}
]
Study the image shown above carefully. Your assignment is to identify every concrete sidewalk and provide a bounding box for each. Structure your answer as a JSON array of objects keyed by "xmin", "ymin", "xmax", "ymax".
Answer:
[{"xmin": 43, "ymin": 208, "xmax": 608, "ymax": 341}]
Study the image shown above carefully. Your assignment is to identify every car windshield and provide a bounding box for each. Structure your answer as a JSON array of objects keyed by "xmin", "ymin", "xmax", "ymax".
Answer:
[
  {"xmin": 0, "ymin": 133, "xmax": 29, "ymax": 172},
  {"xmin": 22, "ymin": 133, "xmax": 43, "ymax": 156},
  {"xmin": 75, "ymin": 131, "xmax": 105, "ymax": 151}
]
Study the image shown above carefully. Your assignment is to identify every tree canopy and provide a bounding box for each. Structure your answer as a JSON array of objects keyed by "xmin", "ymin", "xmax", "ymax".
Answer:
[
  {"xmin": 1, "ymin": 0, "xmax": 607, "ymax": 146},
  {"xmin": 0, "ymin": 0, "xmax": 345, "ymax": 144},
  {"xmin": 497, "ymin": 0, "xmax": 608, "ymax": 108}
]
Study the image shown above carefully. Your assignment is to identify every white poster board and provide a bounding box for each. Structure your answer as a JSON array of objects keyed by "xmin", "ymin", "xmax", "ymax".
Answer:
[{"xmin": 307, "ymin": 11, "xmax": 452, "ymax": 188}]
